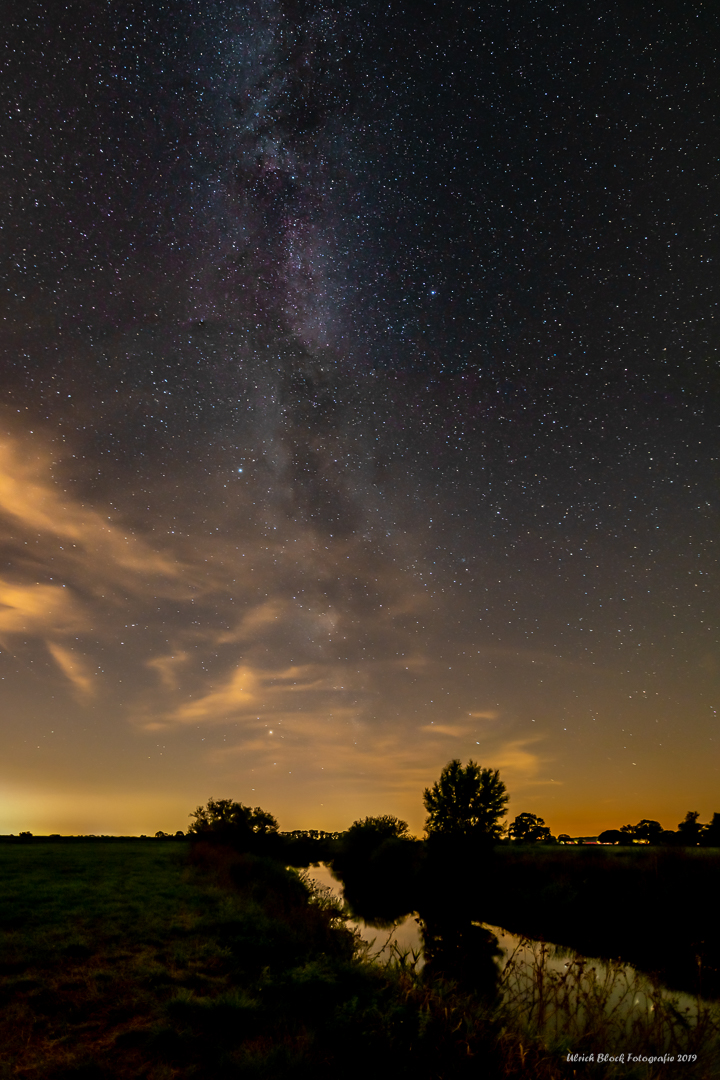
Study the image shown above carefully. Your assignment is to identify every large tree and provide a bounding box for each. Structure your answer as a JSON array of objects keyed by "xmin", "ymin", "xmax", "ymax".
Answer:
[
  {"xmin": 423, "ymin": 759, "xmax": 508, "ymax": 842},
  {"xmin": 330, "ymin": 815, "xmax": 419, "ymax": 925}
]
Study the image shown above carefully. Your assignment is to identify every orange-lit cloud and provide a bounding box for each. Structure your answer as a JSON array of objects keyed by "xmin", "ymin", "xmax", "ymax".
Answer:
[
  {"xmin": 0, "ymin": 438, "xmax": 184, "ymax": 587},
  {"xmin": 0, "ymin": 578, "xmax": 84, "ymax": 640},
  {"xmin": 46, "ymin": 642, "xmax": 96, "ymax": 698},
  {"xmin": 492, "ymin": 737, "xmax": 547, "ymax": 782},
  {"xmin": 146, "ymin": 651, "xmax": 190, "ymax": 690},
  {"xmin": 173, "ymin": 664, "xmax": 261, "ymax": 722},
  {"xmin": 421, "ymin": 723, "xmax": 474, "ymax": 736},
  {"xmin": 217, "ymin": 599, "xmax": 287, "ymax": 643},
  {"xmin": 146, "ymin": 661, "xmax": 338, "ymax": 729}
]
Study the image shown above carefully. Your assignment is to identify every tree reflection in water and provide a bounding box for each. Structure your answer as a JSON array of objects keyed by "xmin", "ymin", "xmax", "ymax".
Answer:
[{"xmin": 420, "ymin": 918, "xmax": 502, "ymax": 999}]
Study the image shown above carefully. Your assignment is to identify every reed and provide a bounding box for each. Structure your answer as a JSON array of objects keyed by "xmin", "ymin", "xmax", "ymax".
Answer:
[{"xmin": 496, "ymin": 938, "xmax": 720, "ymax": 1077}]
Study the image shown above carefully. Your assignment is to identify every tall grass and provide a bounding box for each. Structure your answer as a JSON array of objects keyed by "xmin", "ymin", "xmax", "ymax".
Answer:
[
  {"xmin": 495, "ymin": 936, "xmax": 720, "ymax": 1077},
  {"xmin": 376, "ymin": 928, "xmax": 720, "ymax": 1079}
]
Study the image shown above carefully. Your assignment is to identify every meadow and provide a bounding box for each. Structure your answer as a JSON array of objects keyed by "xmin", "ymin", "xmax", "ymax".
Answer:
[{"xmin": 1, "ymin": 840, "xmax": 719, "ymax": 1079}]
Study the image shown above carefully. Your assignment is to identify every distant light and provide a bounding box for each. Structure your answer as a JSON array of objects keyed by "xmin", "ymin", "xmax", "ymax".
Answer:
[{"xmin": 238, "ymin": 468, "xmax": 243, "ymax": 473}]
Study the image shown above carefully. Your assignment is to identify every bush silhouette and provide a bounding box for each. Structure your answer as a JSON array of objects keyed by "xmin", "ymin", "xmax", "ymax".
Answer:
[
  {"xmin": 187, "ymin": 797, "xmax": 280, "ymax": 854},
  {"xmin": 508, "ymin": 812, "xmax": 552, "ymax": 844},
  {"xmin": 330, "ymin": 816, "xmax": 421, "ymax": 925}
]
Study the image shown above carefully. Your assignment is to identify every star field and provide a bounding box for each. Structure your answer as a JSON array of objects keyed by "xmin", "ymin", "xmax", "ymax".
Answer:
[{"xmin": 0, "ymin": 0, "xmax": 718, "ymax": 836}]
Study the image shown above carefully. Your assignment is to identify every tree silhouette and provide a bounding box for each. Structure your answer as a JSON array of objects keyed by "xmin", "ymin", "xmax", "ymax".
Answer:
[
  {"xmin": 330, "ymin": 815, "xmax": 419, "ymax": 926},
  {"xmin": 677, "ymin": 810, "xmax": 702, "ymax": 846},
  {"xmin": 617, "ymin": 819, "xmax": 664, "ymax": 845},
  {"xmin": 598, "ymin": 829, "xmax": 625, "ymax": 845},
  {"xmin": 633, "ymin": 820, "xmax": 664, "ymax": 844},
  {"xmin": 342, "ymin": 815, "xmax": 411, "ymax": 848},
  {"xmin": 701, "ymin": 812, "xmax": 720, "ymax": 846},
  {"xmin": 508, "ymin": 812, "xmax": 552, "ymax": 843},
  {"xmin": 188, "ymin": 797, "xmax": 279, "ymax": 850},
  {"xmin": 423, "ymin": 759, "xmax": 508, "ymax": 842}
]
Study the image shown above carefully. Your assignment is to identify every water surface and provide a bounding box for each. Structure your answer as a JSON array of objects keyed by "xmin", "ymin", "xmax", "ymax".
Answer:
[{"xmin": 307, "ymin": 863, "xmax": 712, "ymax": 1022}]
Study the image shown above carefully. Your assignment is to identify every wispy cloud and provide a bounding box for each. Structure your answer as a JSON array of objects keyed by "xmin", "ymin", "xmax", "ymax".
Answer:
[
  {"xmin": 0, "ymin": 578, "xmax": 84, "ymax": 641},
  {"xmin": 146, "ymin": 652, "xmax": 190, "ymax": 690},
  {"xmin": 46, "ymin": 642, "xmax": 95, "ymax": 699},
  {"xmin": 144, "ymin": 661, "xmax": 343, "ymax": 729},
  {"xmin": 0, "ymin": 438, "xmax": 185, "ymax": 588},
  {"xmin": 216, "ymin": 599, "xmax": 288, "ymax": 643},
  {"xmin": 421, "ymin": 723, "xmax": 473, "ymax": 736}
]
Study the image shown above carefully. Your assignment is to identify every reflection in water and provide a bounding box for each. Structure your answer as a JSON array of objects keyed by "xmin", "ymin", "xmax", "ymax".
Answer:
[
  {"xmin": 307, "ymin": 864, "xmax": 718, "ymax": 1024},
  {"xmin": 307, "ymin": 863, "xmax": 423, "ymax": 962},
  {"xmin": 421, "ymin": 919, "xmax": 501, "ymax": 999},
  {"xmin": 310, "ymin": 862, "xmax": 501, "ymax": 997},
  {"xmin": 492, "ymin": 929, "xmax": 720, "ymax": 1058},
  {"xmin": 492, "ymin": 927, "xmax": 709, "ymax": 1033}
]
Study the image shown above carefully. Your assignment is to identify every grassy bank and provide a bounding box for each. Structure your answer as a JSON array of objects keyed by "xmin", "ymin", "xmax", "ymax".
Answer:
[{"xmin": 1, "ymin": 841, "xmax": 718, "ymax": 1079}]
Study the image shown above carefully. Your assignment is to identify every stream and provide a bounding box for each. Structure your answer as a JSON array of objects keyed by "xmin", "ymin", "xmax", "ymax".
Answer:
[{"xmin": 306, "ymin": 863, "xmax": 714, "ymax": 1027}]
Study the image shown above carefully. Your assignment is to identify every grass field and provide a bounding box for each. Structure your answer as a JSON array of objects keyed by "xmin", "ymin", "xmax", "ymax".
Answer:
[
  {"xmin": 0, "ymin": 841, "xmax": 511, "ymax": 1080},
  {"xmin": 2, "ymin": 841, "xmax": 719, "ymax": 1080},
  {"xmin": 0, "ymin": 841, "xmax": 248, "ymax": 1077}
]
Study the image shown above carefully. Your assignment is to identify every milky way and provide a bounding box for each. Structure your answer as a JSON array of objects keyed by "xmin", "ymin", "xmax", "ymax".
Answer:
[{"xmin": 1, "ymin": 1, "xmax": 718, "ymax": 836}]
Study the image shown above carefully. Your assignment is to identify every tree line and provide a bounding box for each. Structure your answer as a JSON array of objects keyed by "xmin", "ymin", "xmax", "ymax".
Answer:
[
  {"xmin": 186, "ymin": 759, "xmax": 720, "ymax": 853},
  {"xmin": 596, "ymin": 811, "xmax": 720, "ymax": 847}
]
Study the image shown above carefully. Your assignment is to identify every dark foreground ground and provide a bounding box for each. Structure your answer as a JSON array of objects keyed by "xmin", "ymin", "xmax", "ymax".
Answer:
[
  {"xmin": 0, "ymin": 841, "xmax": 539, "ymax": 1080},
  {"xmin": 1, "ymin": 841, "xmax": 719, "ymax": 1080}
]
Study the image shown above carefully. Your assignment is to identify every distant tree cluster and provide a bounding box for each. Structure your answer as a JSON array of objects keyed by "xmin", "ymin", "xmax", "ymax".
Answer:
[
  {"xmin": 507, "ymin": 812, "xmax": 555, "ymax": 844},
  {"xmin": 598, "ymin": 811, "xmax": 720, "ymax": 846},
  {"xmin": 281, "ymin": 829, "xmax": 343, "ymax": 841}
]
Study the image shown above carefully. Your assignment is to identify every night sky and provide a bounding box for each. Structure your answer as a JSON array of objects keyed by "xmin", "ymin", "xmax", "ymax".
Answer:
[{"xmin": 1, "ymin": 1, "xmax": 718, "ymax": 837}]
